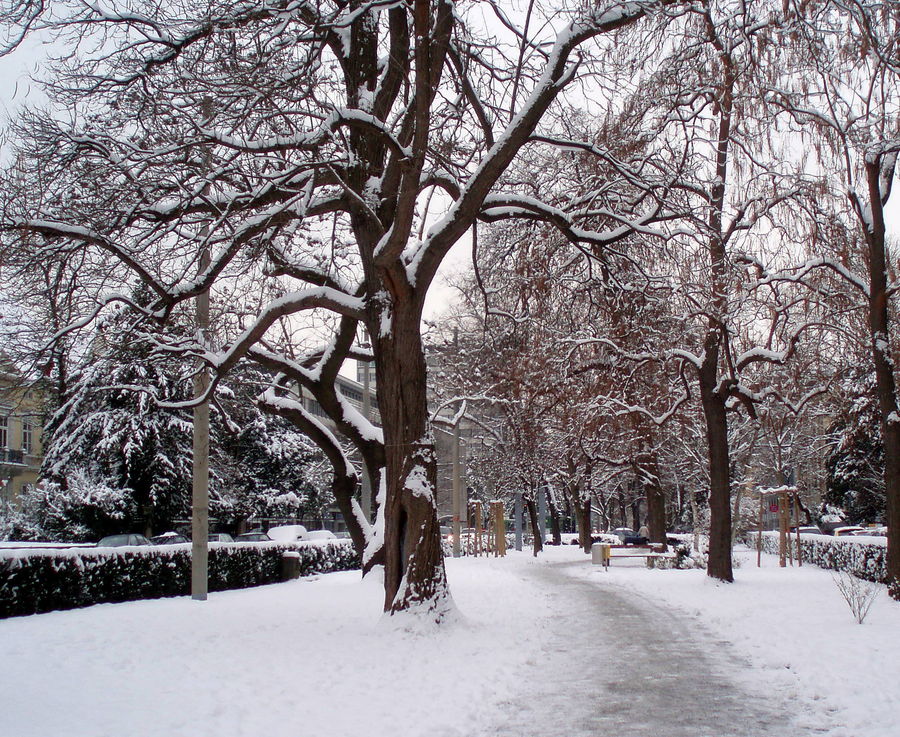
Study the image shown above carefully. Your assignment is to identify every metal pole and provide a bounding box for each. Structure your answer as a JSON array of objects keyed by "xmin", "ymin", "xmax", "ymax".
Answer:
[
  {"xmin": 514, "ymin": 493, "xmax": 523, "ymax": 551},
  {"xmin": 451, "ymin": 417, "xmax": 461, "ymax": 557},
  {"xmin": 361, "ymin": 357, "xmax": 372, "ymax": 523},
  {"xmin": 537, "ymin": 483, "xmax": 547, "ymax": 547},
  {"xmin": 191, "ymin": 246, "xmax": 210, "ymax": 601}
]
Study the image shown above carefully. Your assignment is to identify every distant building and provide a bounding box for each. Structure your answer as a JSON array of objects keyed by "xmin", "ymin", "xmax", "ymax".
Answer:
[
  {"xmin": 287, "ymin": 369, "xmax": 379, "ymax": 531},
  {"xmin": 0, "ymin": 358, "xmax": 44, "ymax": 506},
  {"xmin": 296, "ymin": 371, "xmax": 380, "ymax": 430}
]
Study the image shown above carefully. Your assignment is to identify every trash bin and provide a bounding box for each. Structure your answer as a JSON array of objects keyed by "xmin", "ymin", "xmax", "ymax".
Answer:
[
  {"xmin": 281, "ymin": 550, "xmax": 301, "ymax": 581},
  {"xmin": 591, "ymin": 543, "xmax": 610, "ymax": 566}
]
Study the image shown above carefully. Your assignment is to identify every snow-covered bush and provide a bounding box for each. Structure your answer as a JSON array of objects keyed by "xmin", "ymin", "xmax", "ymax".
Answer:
[
  {"xmin": 3, "ymin": 473, "xmax": 135, "ymax": 542},
  {"xmin": 749, "ymin": 531, "xmax": 887, "ymax": 583},
  {"xmin": 0, "ymin": 540, "xmax": 360, "ymax": 618},
  {"xmin": 832, "ymin": 570, "xmax": 880, "ymax": 624},
  {"xmin": 651, "ymin": 542, "xmax": 706, "ymax": 570}
]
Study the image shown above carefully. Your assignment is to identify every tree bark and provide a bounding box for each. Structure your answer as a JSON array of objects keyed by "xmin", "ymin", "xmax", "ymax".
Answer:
[
  {"xmin": 860, "ymin": 159, "xmax": 900, "ymax": 593},
  {"xmin": 374, "ymin": 300, "xmax": 450, "ymax": 617},
  {"xmin": 526, "ymin": 497, "xmax": 543, "ymax": 557},
  {"xmin": 697, "ymin": 26, "xmax": 735, "ymax": 583},
  {"xmin": 547, "ymin": 487, "xmax": 562, "ymax": 545},
  {"xmin": 700, "ymin": 374, "xmax": 734, "ymax": 582},
  {"xmin": 617, "ymin": 490, "xmax": 628, "ymax": 528},
  {"xmin": 578, "ymin": 499, "xmax": 592, "ymax": 553},
  {"xmin": 645, "ymin": 480, "xmax": 667, "ymax": 546}
]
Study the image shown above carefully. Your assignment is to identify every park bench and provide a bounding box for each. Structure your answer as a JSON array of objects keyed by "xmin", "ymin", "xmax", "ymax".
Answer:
[{"xmin": 591, "ymin": 542, "xmax": 675, "ymax": 569}]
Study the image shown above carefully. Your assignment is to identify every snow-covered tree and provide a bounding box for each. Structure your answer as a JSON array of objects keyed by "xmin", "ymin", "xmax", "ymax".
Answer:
[
  {"xmin": 41, "ymin": 313, "xmax": 195, "ymax": 537},
  {"xmin": 1, "ymin": 1, "xmax": 683, "ymax": 617},
  {"xmin": 767, "ymin": 0, "xmax": 900, "ymax": 590},
  {"xmin": 825, "ymin": 369, "xmax": 886, "ymax": 525}
]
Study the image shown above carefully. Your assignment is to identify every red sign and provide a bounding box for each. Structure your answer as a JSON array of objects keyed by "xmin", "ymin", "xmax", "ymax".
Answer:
[{"xmin": 769, "ymin": 503, "xmax": 779, "ymax": 512}]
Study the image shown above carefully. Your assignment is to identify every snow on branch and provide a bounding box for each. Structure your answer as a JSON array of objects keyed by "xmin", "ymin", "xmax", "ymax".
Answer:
[
  {"xmin": 199, "ymin": 108, "xmax": 412, "ymax": 159},
  {"xmin": 207, "ymin": 287, "xmax": 364, "ymax": 379},
  {"xmin": 403, "ymin": 1, "xmax": 667, "ymax": 288},
  {"xmin": 257, "ymin": 386, "xmax": 357, "ymax": 480},
  {"xmin": 748, "ymin": 256, "xmax": 870, "ymax": 298}
]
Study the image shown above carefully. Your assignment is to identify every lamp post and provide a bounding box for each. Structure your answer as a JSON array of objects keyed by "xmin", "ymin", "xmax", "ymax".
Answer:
[
  {"xmin": 359, "ymin": 333, "xmax": 373, "ymax": 522},
  {"xmin": 191, "ymin": 96, "xmax": 212, "ymax": 601},
  {"xmin": 191, "ymin": 244, "xmax": 210, "ymax": 602},
  {"xmin": 451, "ymin": 416, "xmax": 461, "ymax": 557}
]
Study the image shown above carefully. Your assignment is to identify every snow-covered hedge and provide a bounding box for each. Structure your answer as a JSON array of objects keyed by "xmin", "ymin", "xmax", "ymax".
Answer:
[
  {"xmin": 748, "ymin": 532, "xmax": 887, "ymax": 583},
  {"xmin": 0, "ymin": 540, "xmax": 360, "ymax": 618}
]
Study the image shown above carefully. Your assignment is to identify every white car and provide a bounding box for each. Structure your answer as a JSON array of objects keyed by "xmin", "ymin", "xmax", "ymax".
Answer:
[
  {"xmin": 266, "ymin": 524, "xmax": 308, "ymax": 542},
  {"xmin": 305, "ymin": 529, "xmax": 337, "ymax": 541}
]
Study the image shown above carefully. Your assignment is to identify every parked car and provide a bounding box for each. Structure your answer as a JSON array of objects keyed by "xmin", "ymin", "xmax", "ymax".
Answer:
[
  {"xmin": 833, "ymin": 526, "xmax": 865, "ymax": 536},
  {"xmin": 97, "ymin": 533, "xmax": 152, "ymax": 547},
  {"xmin": 852, "ymin": 526, "xmax": 887, "ymax": 537},
  {"xmin": 208, "ymin": 533, "xmax": 234, "ymax": 543},
  {"xmin": 151, "ymin": 532, "xmax": 189, "ymax": 545},
  {"xmin": 305, "ymin": 529, "xmax": 337, "ymax": 541},
  {"xmin": 266, "ymin": 524, "xmax": 308, "ymax": 543},
  {"xmin": 611, "ymin": 527, "xmax": 648, "ymax": 545},
  {"xmin": 234, "ymin": 531, "xmax": 271, "ymax": 542},
  {"xmin": 795, "ymin": 526, "xmax": 824, "ymax": 535}
]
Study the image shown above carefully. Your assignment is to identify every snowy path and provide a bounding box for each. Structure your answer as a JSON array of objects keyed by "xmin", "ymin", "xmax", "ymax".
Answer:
[{"xmin": 484, "ymin": 557, "xmax": 811, "ymax": 737}]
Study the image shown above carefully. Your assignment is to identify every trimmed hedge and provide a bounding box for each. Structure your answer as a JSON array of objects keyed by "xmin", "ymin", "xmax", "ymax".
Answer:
[
  {"xmin": 0, "ymin": 540, "xmax": 360, "ymax": 619},
  {"xmin": 749, "ymin": 531, "xmax": 887, "ymax": 583}
]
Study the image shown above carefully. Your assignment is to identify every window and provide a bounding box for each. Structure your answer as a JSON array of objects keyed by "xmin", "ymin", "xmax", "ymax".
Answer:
[
  {"xmin": 22, "ymin": 419, "xmax": 33, "ymax": 455},
  {"xmin": 0, "ymin": 414, "xmax": 7, "ymax": 449}
]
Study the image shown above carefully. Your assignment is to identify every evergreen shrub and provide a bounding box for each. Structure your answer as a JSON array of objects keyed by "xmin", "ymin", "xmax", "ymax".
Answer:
[{"xmin": 0, "ymin": 540, "xmax": 360, "ymax": 618}]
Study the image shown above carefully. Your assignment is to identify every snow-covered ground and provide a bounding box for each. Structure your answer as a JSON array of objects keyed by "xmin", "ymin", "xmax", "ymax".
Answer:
[
  {"xmin": 0, "ymin": 556, "xmax": 558, "ymax": 737},
  {"xmin": 564, "ymin": 544, "xmax": 899, "ymax": 737},
  {"xmin": 0, "ymin": 545, "xmax": 896, "ymax": 736}
]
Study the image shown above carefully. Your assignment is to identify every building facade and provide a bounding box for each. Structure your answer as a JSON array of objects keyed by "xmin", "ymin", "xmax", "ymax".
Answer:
[{"xmin": 0, "ymin": 360, "xmax": 43, "ymax": 506}]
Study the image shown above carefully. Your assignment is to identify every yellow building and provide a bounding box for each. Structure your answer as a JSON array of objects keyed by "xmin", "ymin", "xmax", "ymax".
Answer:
[{"xmin": 0, "ymin": 359, "xmax": 44, "ymax": 506}]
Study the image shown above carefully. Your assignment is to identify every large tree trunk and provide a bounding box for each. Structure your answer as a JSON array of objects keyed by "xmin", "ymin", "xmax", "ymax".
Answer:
[
  {"xmin": 700, "ymin": 372, "xmax": 734, "ymax": 582},
  {"xmin": 617, "ymin": 490, "xmax": 628, "ymax": 528},
  {"xmin": 645, "ymin": 479, "xmax": 667, "ymax": 546},
  {"xmin": 630, "ymin": 499, "xmax": 641, "ymax": 530},
  {"xmin": 861, "ymin": 159, "xmax": 900, "ymax": 594},
  {"xmin": 375, "ymin": 301, "xmax": 450, "ymax": 618},
  {"xmin": 698, "ymin": 45, "xmax": 735, "ymax": 584},
  {"xmin": 577, "ymin": 499, "xmax": 592, "ymax": 553},
  {"xmin": 547, "ymin": 487, "xmax": 562, "ymax": 545},
  {"xmin": 576, "ymin": 459, "xmax": 594, "ymax": 553},
  {"xmin": 526, "ymin": 497, "xmax": 543, "ymax": 557}
]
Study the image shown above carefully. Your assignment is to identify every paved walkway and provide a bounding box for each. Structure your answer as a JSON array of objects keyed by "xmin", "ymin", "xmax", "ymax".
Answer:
[{"xmin": 484, "ymin": 559, "xmax": 811, "ymax": 737}]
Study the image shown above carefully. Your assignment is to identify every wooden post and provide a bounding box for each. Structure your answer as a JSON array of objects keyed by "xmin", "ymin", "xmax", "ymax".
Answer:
[
  {"xmin": 491, "ymin": 501, "xmax": 506, "ymax": 557},
  {"xmin": 784, "ymin": 491, "xmax": 794, "ymax": 566},
  {"xmin": 793, "ymin": 492, "xmax": 802, "ymax": 567},
  {"xmin": 778, "ymin": 491, "xmax": 787, "ymax": 568},
  {"xmin": 757, "ymin": 490, "xmax": 763, "ymax": 568}
]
